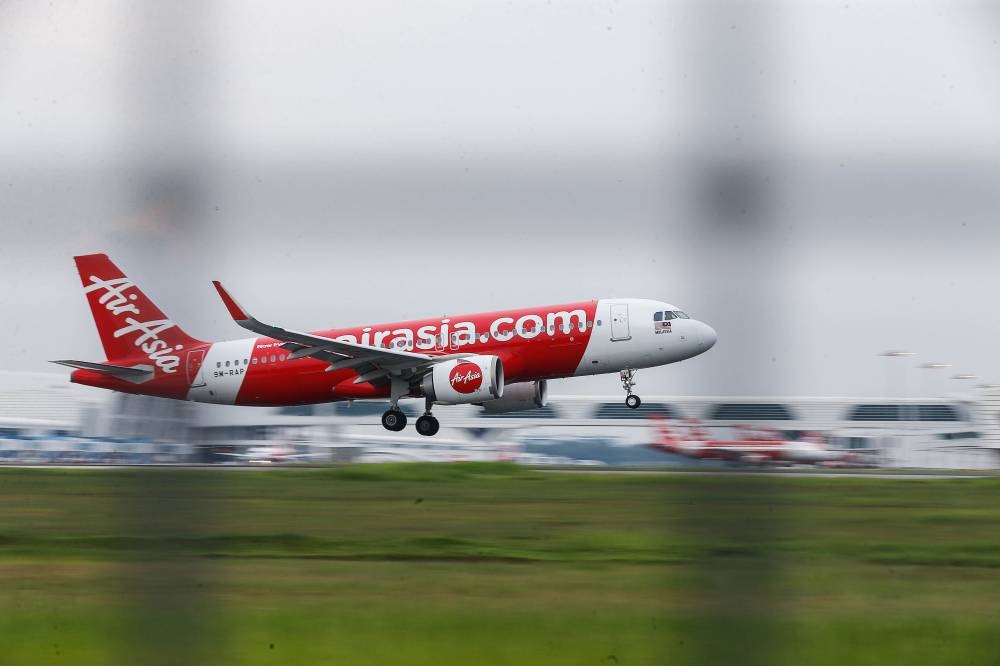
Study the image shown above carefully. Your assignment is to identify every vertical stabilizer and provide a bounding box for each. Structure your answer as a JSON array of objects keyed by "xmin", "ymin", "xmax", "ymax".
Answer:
[{"xmin": 74, "ymin": 254, "xmax": 204, "ymax": 373}]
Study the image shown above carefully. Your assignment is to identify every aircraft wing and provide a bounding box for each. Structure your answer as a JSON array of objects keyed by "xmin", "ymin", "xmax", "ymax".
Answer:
[{"xmin": 212, "ymin": 281, "xmax": 467, "ymax": 384}]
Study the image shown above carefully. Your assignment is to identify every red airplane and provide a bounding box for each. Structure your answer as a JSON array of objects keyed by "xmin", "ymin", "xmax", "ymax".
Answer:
[
  {"xmin": 54, "ymin": 254, "xmax": 716, "ymax": 436},
  {"xmin": 649, "ymin": 418, "xmax": 858, "ymax": 466}
]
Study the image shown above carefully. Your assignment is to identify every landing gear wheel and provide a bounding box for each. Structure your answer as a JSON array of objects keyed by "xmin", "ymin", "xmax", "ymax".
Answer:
[
  {"xmin": 381, "ymin": 409, "xmax": 407, "ymax": 432},
  {"xmin": 620, "ymin": 369, "xmax": 640, "ymax": 409},
  {"xmin": 415, "ymin": 414, "xmax": 440, "ymax": 437}
]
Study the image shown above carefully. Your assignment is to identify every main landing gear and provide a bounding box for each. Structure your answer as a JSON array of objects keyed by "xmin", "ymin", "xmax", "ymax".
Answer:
[
  {"xmin": 416, "ymin": 398, "xmax": 440, "ymax": 437},
  {"xmin": 382, "ymin": 376, "xmax": 411, "ymax": 433},
  {"xmin": 381, "ymin": 408, "xmax": 407, "ymax": 432},
  {"xmin": 620, "ymin": 369, "xmax": 642, "ymax": 410},
  {"xmin": 416, "ymin": 414, "xmax": 440, "ymax": 437},
  {"xmin": 381, "ymin": 398, "xmax": 440, "ymax": 436}
]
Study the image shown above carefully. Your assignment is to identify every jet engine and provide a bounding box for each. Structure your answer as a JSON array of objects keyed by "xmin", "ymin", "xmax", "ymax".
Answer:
[
  {"xmin": 422, "ymin": 356, "xmax": 504, "ymax": 405},
  {"xmin": 481, "ymin": 380, "xmax": 548, "ymax": 414}
]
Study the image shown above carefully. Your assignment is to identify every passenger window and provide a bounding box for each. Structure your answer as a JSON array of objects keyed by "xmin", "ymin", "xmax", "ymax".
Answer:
[
  {"xmin": 280, "ymin": 354, "xmax": 286, "ymax": 361},
  {"xmin": 270, "ymin": 355, "xmax": 277, "ymax": 363},
  {"xmin": 234, "ymin": 359, "xmax": 239, "ymax": 366},
  {"xmin": 244, "ymin": 359, "xmax": 249, "ymax": 365},
  {"xmin": 216, "ymin": 362, "xmax": 221, "ymax": 368},
  {"xmin": 261, "ymin": 356, "xmax": 267, "ymax": 364},
  {"xmin": 225, "ymin": 361, "xmax": 230, "ymax": 367},
  {"xmin": 596, "ymin": 320, "xmax": 602, "ymax": 326},
  {"xmin": 252, "ymin": 358, "xmax": 258, "ymax": 365}
]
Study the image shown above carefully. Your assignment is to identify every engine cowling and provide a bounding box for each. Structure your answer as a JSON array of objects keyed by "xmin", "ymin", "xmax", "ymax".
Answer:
[
  {"xmin": 481, "ymin": 380, "xmax": 548, "ymax": 414},
  {"xmin": 422, "ymin": 356, "xmax": 504, "ymax": 405}
]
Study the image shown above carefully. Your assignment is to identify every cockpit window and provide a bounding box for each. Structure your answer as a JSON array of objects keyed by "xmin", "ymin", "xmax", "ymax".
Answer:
[
  {"xmin": 674, "ymin": 311, "xmax": 690, "ymax": 319},
  {"xmin": 654, "ymin": 311, "xmax": 662, "ymax": 322}
]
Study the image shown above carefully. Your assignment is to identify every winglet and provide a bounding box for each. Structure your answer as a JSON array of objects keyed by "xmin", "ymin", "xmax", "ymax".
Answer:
[{"xmin": 212, "ymin": 280, "xmax": 252, "ymax": 322}]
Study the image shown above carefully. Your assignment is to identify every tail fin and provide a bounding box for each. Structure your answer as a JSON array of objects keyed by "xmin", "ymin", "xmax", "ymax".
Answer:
[
  {"xmin": 649, "ymin": 416, "xmax": 679, "ymax": 452},
  {"xmin": 74, "ymin": 254, "xmax": 204, "ymax": 372},
  {"xmin": 658, "ymin": 423, "xmax": 679, "ymax": 447}
]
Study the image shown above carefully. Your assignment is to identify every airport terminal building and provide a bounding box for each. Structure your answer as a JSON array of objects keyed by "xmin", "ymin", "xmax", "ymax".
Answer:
[{"xmin": 0, "ymin": 371, "xmax": 997, "ymax": 469}]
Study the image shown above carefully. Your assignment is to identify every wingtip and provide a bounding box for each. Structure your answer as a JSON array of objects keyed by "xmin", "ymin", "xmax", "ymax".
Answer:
[{"xmin": 212, "ymin": 280, "xmax": 251, "ymax": 321}]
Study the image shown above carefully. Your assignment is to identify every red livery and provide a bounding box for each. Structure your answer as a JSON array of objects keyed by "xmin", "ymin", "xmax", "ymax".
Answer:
[{"xmin": 56, "ymin": 254, "xmax": 716, "ymax": 436}]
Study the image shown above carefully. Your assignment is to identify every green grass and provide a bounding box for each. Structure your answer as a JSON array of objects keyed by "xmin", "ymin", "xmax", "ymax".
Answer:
[{"xmin": 0, "ymin": 464, "xmax": 998, "ymax": 665}]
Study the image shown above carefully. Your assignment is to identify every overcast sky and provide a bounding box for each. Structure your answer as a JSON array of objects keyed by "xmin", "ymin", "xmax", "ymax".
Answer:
[{"xmin": 2, "ymin": 1, "xmax": 999, "ymax": 398}]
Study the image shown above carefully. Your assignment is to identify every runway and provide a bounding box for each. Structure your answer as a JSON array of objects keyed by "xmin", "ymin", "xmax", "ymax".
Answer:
[
  {"xmin": 0, "ymin": 463, "xmax": 993, "ymax": 479},
  {"xmin": 554, "ymin": 468, "xmax": 995, "ymax": 480}
]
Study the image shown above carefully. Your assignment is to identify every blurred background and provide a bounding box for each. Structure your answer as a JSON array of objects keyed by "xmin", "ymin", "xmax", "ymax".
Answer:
[
  {"xmin": 1, "ymin": 3, "xmax": 1000, "ymax": 665},
  {"xmin": 2, "ymin": 0, "xmax": 999, "ymax": 397},
  {"xmin": 2, "ymin": 0, "xmax": 1000, "ymax": 466}
]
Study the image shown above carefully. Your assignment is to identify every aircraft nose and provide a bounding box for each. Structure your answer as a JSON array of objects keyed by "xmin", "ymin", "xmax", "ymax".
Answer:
[{"xmin": 697, "ymin": 321, "xmax": 717, "ymax": 352}]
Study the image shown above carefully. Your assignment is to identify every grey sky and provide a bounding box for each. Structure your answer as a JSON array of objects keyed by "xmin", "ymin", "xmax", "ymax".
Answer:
[{"xmin": 1, "ymin": 1, "xmax": 999, "ymax": 398}]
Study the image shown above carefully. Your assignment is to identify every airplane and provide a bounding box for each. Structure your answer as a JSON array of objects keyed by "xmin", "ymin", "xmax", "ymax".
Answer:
[
  {"xmin": 53, "ymin": 254, "xmax": 717, "ymax": 436},
  {"xmin": 649, "ymin": 418, "xmax": 861, "ymax": 466}
]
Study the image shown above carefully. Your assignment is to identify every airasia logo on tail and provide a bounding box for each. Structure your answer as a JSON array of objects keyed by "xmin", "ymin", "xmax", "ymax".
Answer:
[
  {"xmin": 449, "ymin": 363, "xmax": 483, "ymax": 393},
  {"xmin": 83, "ymin": 275, "xmax": 182, "ymax": 374}
]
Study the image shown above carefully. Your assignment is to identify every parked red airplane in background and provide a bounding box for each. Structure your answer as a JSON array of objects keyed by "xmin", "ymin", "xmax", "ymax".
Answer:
[
  {"xmin": 55, "ymin": 254, "xmax": 716, "ymax": 436},
  {"xmin": 649, "ymin": 418, "xmax": 860, "ymax": 466}
]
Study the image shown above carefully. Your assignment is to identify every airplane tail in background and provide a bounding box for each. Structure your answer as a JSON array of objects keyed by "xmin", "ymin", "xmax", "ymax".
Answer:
[
  {"xmin": 650, "ymin": 417, "xmax": 680, "ymax": 452},
  {"xmin": 73, "ymin": 254, "xmax": 205, "ymax": 373}
]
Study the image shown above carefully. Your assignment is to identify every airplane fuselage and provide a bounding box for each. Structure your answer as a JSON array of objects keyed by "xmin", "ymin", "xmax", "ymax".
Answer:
[
  {"xmin": 59, "ymin": 254, "xmax": 717, "ymax": 434},
  {"xmin": 72, "ymin": 297, "xmax": 717, "ymax": 406}
]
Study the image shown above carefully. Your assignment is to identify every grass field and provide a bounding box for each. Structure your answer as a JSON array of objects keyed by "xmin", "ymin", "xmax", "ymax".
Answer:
[{"xmin": 1, "ymin": 464, "xmax": 998, "ymax": 665}]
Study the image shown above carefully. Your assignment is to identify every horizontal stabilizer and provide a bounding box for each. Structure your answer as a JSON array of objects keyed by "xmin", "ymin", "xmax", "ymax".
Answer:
[{"xmin": 50, "ymin": 360, "xmax": 155, "ymax": 384}]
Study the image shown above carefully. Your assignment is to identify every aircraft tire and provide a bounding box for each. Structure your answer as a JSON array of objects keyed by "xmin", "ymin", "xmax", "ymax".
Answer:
[
  {"xmin": 382, "ymin": 409, "xmax": 407, "ymax": 431},
  {"xmin": 416, "ymin": 415, "xmax": 440, "ymax": 437}
]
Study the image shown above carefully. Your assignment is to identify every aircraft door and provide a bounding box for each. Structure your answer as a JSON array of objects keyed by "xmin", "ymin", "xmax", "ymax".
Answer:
[
  {"xmin": 186, "ymin": 349, "xmax": 207, "ymax": 387},
  {"xmin": 610, "ymin": 303, "xmax": 631, "ymax": 341}
]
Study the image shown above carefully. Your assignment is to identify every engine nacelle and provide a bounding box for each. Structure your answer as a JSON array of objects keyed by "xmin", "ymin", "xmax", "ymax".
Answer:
[
  {"xmin": 481, "ymin": 380, "xmax": 548, "ymax": 414},
  {"xmin": 422, "ymin": 356, "xmax": 504, "ymax": 405}
]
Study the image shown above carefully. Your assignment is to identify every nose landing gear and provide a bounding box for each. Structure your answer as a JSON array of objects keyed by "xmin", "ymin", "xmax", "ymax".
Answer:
[{"xmin": 620, "ymin": 369, "xmax": 642, "ymax": 409}]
